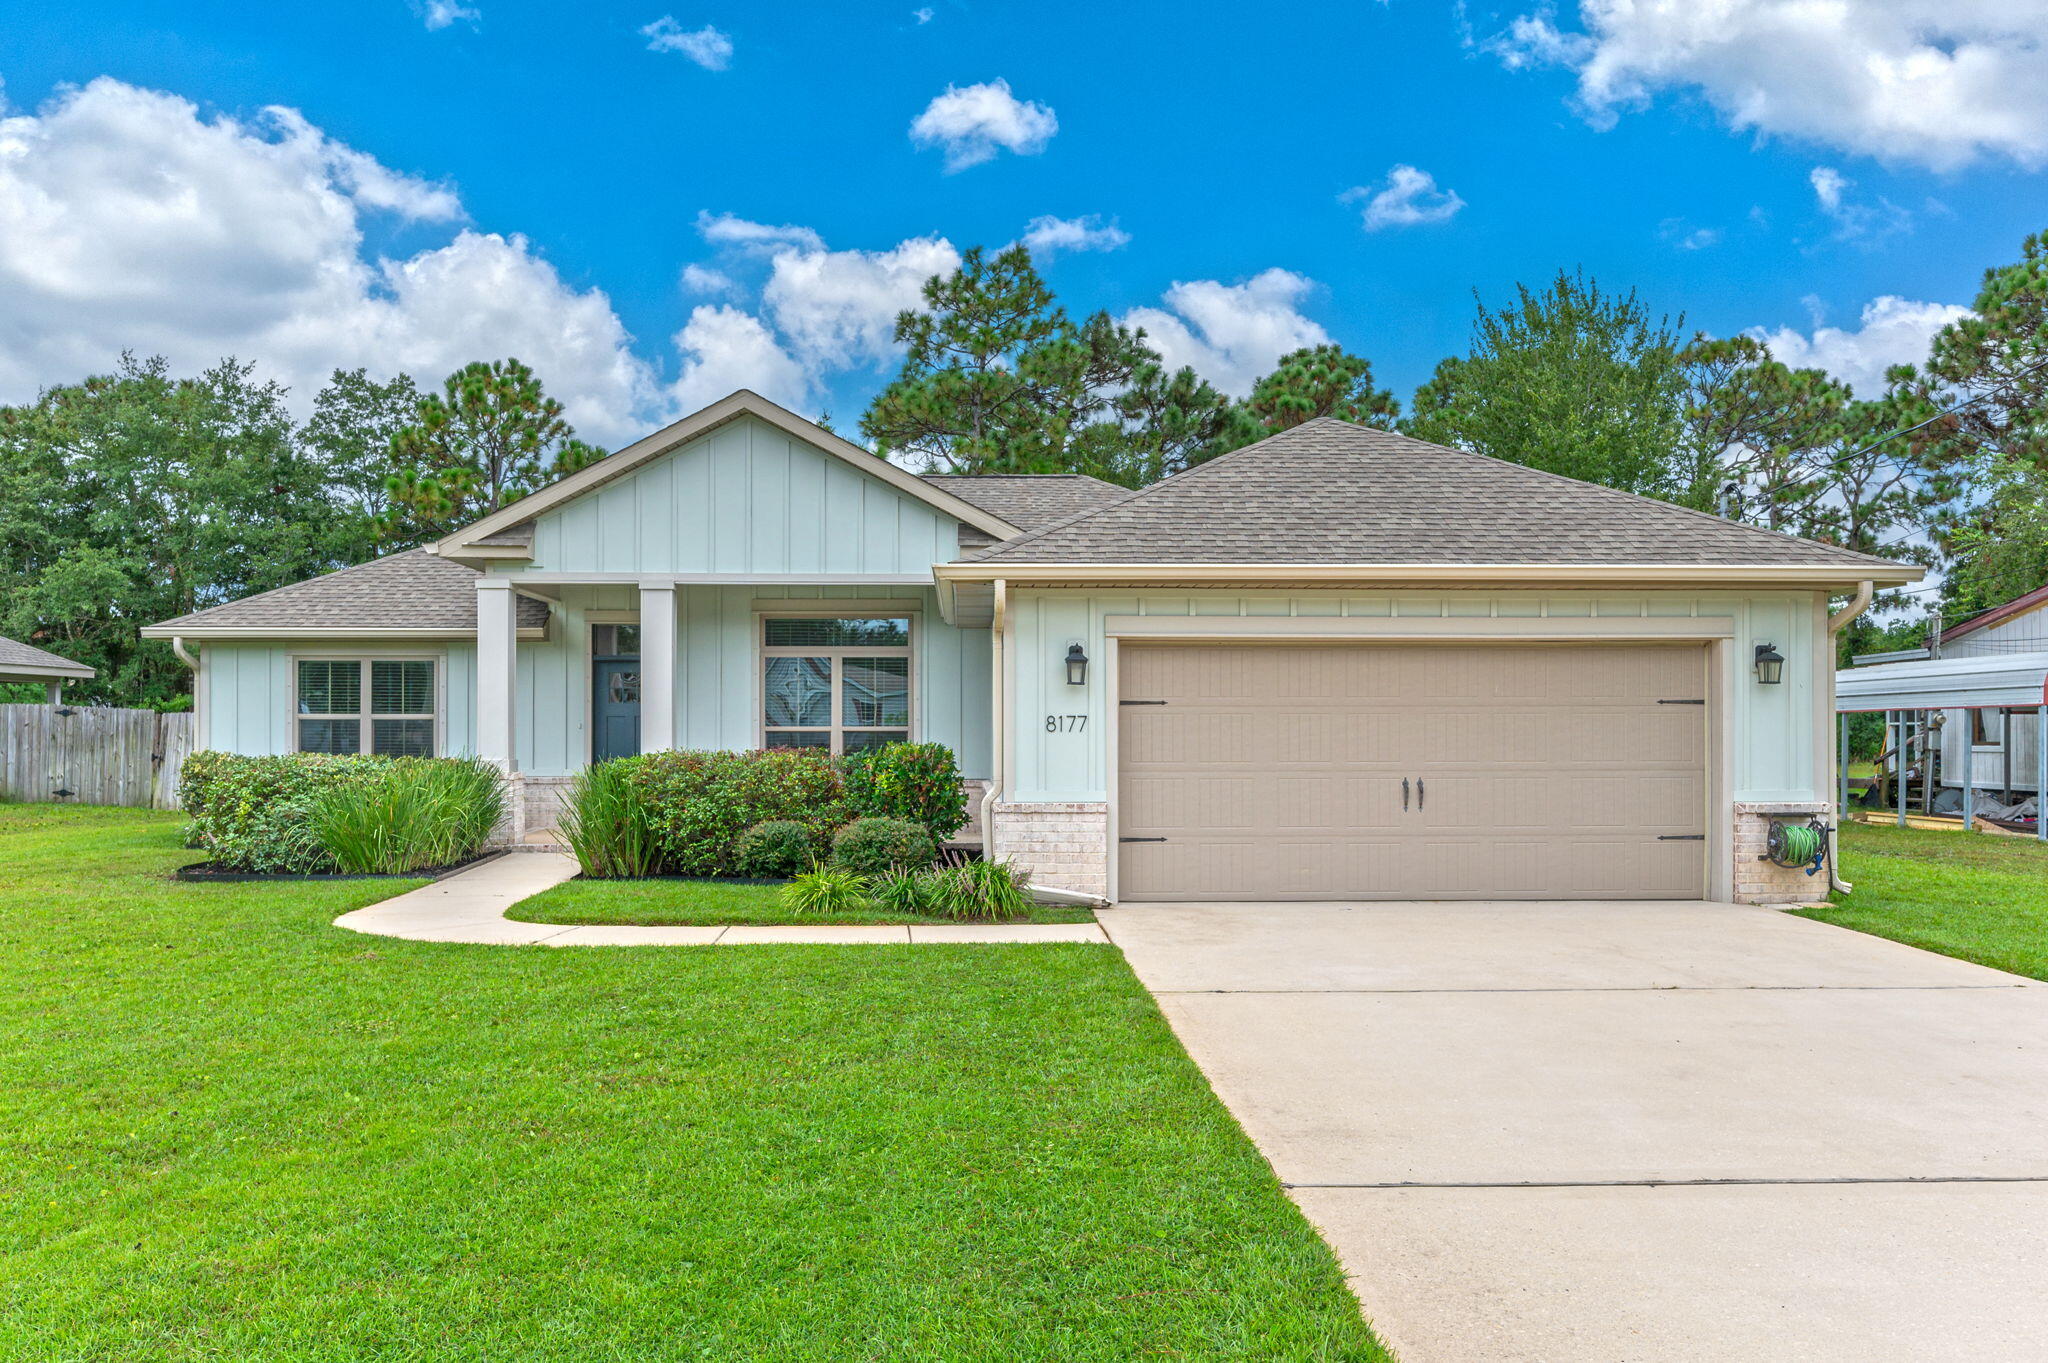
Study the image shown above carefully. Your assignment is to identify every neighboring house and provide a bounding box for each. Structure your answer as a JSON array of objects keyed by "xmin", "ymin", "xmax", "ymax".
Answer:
[
  {"xmin": 0, "ymin": 634, "xmax": 96, "ymax": 704},
  {"xmin": 1837, "ymin": 582, "xmax": 2048, "ymax": 808},
  {"xmin": 143, "ymin": 389, "xmax": 1916, "ymax": 905}
]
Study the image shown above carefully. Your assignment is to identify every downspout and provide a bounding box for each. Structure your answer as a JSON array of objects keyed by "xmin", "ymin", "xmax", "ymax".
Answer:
[
  {"xmin": 171, "ymin": 636, "xmax": 200, "ymax": 672},
  {"xmin": 1825, "ymin": 582, "xmax": 1876, "ymax": 893},
  {"xmin": 979, "ymin": 580, "xmax": 1006, "ymax": 861}
]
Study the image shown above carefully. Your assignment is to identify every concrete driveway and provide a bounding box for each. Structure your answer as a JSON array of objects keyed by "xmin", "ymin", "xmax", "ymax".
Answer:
[{"xmin": 1101, "ymin": 900, "xmax": 2048, "ymax": 1362}]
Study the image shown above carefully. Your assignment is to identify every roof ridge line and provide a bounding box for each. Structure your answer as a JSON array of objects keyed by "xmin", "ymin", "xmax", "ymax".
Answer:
[{"xmin": 957, "ymin": 420, "xmax": 1341, "ymax": 563}]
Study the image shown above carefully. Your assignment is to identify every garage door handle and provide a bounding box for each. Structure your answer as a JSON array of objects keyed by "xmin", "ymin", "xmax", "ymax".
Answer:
[
  {"xmin": 1402, "ymin": 777, "xmax": 1409, "ymax": 811},
  {"xmin": 1119, "ymin": 836, "xmax": 1167, "ymax": 843}
]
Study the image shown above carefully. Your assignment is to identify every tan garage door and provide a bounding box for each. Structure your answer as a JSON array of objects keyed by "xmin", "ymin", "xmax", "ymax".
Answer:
[{"xmin": 1116, "ymin": 643, "xmax": 1707, "ymax": 901}]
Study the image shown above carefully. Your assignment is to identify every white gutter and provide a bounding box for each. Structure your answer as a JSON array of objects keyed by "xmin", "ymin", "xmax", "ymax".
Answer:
[{"xmin": 1826, "ymin": 581, "xmax": 1876, "ymax": 894}]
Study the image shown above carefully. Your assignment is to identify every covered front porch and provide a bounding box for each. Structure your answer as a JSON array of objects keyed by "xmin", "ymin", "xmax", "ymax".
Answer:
[{"xmin": 468, "ymin": 575, "xmax": 994, "ymax": 839}]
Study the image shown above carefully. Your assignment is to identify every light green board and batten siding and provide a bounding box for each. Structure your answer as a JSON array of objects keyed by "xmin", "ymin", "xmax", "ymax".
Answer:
[
  {"xmin": 512, "ymin": 584, "xmax": 991, "ymax": 778},
  {"xmin": 504, "ymin": 414, "xmax": 964, "ymax": 577},
  {"xmin": 1006, "ymin": 588, "xmax": 1827, "ymax": 805},
  {"xmin": 199, "ymin": 641, "xmax": 478, "ymax": 758}
]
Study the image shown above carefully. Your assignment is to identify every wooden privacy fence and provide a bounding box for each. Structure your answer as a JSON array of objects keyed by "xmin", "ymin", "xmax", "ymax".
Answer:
[{"xmin": 0, "ymin": 704, "xmax": 195, "ymax": 809}]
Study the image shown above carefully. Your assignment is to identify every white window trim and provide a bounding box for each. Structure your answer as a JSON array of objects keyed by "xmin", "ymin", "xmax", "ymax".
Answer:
[
  {"xmin": 288, "ymin": 653, "xmax": 445, "ymax": 757},
  {"xmin": 754, "ymin": 609, "xmax": 918, "ymax": 755}
]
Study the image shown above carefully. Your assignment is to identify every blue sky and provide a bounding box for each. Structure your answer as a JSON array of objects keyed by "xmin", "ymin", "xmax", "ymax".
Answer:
[{"xmin": 1, "ymin": 1, "xmax": 2042, "ymax": 448}]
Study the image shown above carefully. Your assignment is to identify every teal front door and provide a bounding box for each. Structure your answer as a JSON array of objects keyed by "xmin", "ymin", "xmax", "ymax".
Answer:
[{"xmin": 593, "ymin": 657, "xmax": 641, "ymax": 761}]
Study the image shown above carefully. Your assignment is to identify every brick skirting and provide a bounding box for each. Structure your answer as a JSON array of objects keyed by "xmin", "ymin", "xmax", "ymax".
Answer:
[
  {"xmin": 1733, "ymin": 801, "xmax": 1835, "ymax": 905},
  {"xmin": 990, "ymin": 801, "xmax": 1109, "ymax": 899}
]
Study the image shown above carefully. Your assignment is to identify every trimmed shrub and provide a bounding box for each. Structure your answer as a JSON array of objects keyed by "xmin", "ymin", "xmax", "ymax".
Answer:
[
  {"xmin": 733, "ymin": 820, "xmax": 814, "ymax": 879},
  {"xmin": 558, "ymin": 758, "xmax": 664, "ymax": 878},
  {"xmin": 781, "ymin": 866, "xmax": 869, "ymax": 916},
  {"xmin": 841, "ymin": 742, "xmax": 969, "ymax": 843},
  {"xmin": 309, "ymin": 757, "xmax": 505, "ymax": 875},
  {"xmin": 178, "ymin": 751, "xmax": 390, "ymax": 873},
  {"xmin": 625, "ymin": 749, "xmax": 847, "ymax": 876},
  {"xmin": 831, "ymin": 817, "xmax": 937, "ymax": 877}
]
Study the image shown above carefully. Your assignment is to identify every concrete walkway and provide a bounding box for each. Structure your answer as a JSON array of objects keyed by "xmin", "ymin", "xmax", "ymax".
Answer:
[
  {"xmin": 1102, "ymin": 899, "xmax": 2048, "ymax": 1363},
  {"xmin": 333, "ymin": 852, "xmax": 1110, "ymax": 945}
]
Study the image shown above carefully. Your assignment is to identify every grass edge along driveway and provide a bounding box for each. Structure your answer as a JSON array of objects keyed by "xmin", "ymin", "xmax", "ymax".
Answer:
[
  {"xmin": 0, "ymin": 804, "xmax": 1387, "ymax": 1362},
  {"xmin": 1798, "ymin": 819, "xmax": 2048, "ymax": 982},
  {"xmin": 508, "ymin": 873, "xmax": 1095, "ymax": 927}
]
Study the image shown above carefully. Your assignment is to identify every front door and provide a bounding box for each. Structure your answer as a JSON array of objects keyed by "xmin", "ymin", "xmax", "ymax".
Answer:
[{"xmin": 593, "ymin": 657, "xmax": 642, "ymax": 761}]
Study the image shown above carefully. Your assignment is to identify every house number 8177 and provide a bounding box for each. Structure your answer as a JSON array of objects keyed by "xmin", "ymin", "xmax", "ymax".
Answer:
[{"xmin": 1044, "ymin": 714, "xmax": 1088, "ymax": 732}]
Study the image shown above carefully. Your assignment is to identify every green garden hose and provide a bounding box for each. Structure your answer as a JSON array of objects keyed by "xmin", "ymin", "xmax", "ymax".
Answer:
[{"xmin": 1765, "ymin": 820, "xmax": 1828, "ymax": 876}]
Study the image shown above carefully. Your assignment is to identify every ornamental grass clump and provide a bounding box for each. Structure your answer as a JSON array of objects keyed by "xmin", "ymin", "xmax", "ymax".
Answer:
[
  {"xmin": 869, "ymin": 867, "xmax": 941, "ymax": 916},
  {"xmin": 932, "ymin": 857, "xmax": 1032, "ymax": 922},
  {"xmin": 780, "ymin": 866, "xmax": 870, "ymax": 916},
  {"xmin": 308, "ymin": 756, "xmax": 505, "ymax": 875},
  {"xmin": 558, "ymin": 758, "xmax": 664, "ymax": 878}
]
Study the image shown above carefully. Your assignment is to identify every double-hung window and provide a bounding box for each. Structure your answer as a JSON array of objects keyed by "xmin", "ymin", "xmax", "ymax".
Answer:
[
  {"xmin": 761, "ymin": 617, "xmax": 912, "ymax": 754},
  {"xmin": 296, "ymin": 659, "xmax": 438, "ymax": 757}
]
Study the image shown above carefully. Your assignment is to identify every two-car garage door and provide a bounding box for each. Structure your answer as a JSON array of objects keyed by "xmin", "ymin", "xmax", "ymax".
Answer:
[{"xmin": 1116, "ymin": 643, "xmax": 1708, "ymax": 901}]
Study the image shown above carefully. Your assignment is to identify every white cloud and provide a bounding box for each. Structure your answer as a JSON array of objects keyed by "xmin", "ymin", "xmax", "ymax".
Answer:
[
  {"xmin": 679, "ymin": 262, "xmax": 737, "ymax": 296},
  {"xmin": 1749, "ymin": 295, "xmax": 1971, "ymax": 396},
  {"xmin": 1807, "ymin": 164, "xmax": 1911, "ymax": 242},
  {"xmin": 694, "ymin": 210, "xmax": 826, "ymax": 256},
  {"xmin": 665, "ymin": 304, "xmax": 808, "ymax": 414},
  {"xmin": 0, "ymin": 77, "xmax": 664, "ymax": 444},
  {"xmin": 1658, "ymin": 218, "xmax": 1720, "ymax": 250},
  {"xmin": 421, "ymin": 0, "xmax": 480, "ymax": 30},
  {"xmin": 759, "ymin": 235, "xmax": 961, "ymax": 369},
  {"xmin": 910, "ymin": 79, "xmax": 1057, "ymax": 171},
  {"xmin": 1123, "ymin": 269, "xmax": 1329, "ymax": 397},
  {"xmin": 1342, "ymin": 164, "xmax": 1465, "ymax": 231},
  {"xmin": 1019, "ymin": 213, "xmax": 1130, "ymax": 257},
  {"xmin": 913, "ymin": 6, "xmax": 934, "ymax": 21},
  {"xmin": 1487, "ymin": 1, "xmax": 2048, "ymax": 171},
  {"xmin": 640, "ymin": 17, "xmax": 734, "ymax": 69}
]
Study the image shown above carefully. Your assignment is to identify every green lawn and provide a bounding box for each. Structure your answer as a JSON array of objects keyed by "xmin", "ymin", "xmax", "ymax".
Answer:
[
  {"xmin": 1796, "ymin": 819, "xmax": 2048, "ymax": 981},
  {"xmin": 510, "ymin": 875, "xmax": 1095, "ymax": 926},
  {"xmin": 0, "ymin": 804, "xmax": 1384, "ymax": 1361}
]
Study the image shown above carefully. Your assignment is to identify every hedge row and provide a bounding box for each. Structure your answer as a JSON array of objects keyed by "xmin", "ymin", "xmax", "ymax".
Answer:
[
  {"xmin": 561, "ymin": 742, "xmax": 969, "ymax": 878},
  {"xmin": 179, "ymin": 751, "xmax": 506, "ymax": 874}
]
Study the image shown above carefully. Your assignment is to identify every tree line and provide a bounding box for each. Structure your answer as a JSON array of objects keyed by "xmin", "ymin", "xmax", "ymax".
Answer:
[{"xmin": 5, "ymin": 229, "xmax": 2045, "ymax": 707}]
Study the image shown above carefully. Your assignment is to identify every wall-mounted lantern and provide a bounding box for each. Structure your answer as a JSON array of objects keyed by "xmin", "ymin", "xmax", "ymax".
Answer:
[
  {"xmin": 1753, "ymin": 642, "xmax": 1786, "ymax": 685},
  {"xmin": 1064, "ymin": 643, "xmax": 1089, "ymax": 686}
]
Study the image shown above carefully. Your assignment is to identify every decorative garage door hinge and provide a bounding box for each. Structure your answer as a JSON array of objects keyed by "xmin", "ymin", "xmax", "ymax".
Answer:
[
  {"xmin": 1119, "ymin": 699, "xmax": 1167, "ymax": 705},
  {"xmin": 1657, "ymin": 698, "xmax": 1707, "ymax": 705},
  {"xmin": 1119, "ymin": 836, "xmax": 1167, "ymax": 843},
  {"xmin": 1657, "ymin": 834, "xmax": 1706, "ymax": 840}
]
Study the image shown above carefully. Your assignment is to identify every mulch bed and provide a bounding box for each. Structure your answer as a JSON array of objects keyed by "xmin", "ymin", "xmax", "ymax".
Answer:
[{"xmin": 173, "ymin": 852, "xmax": 501, "ymax": 883}]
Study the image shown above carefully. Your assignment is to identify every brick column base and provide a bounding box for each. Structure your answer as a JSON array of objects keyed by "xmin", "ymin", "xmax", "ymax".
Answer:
[
  {"xmin": 990, "ymin": 801, "xmax": 1109, "ymax": 899},
  {"xmin": 1733, "ymin": 801, "xmax": 1835, "ymax": 905}
]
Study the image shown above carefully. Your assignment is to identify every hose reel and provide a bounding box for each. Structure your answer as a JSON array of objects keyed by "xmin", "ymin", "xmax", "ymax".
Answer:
[{"xmin": 1763, "ymin": 819, "xmax": 1830, "ymax": 877}]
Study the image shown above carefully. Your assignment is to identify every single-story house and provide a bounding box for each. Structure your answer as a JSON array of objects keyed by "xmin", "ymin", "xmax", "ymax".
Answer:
[
  {"xmin": 0, "ymin": 634, "xmax": 96, "ymax": 704},
  {"xmin": 143, "ymin": 389, "xmax": 1917, "ymax": 904}
]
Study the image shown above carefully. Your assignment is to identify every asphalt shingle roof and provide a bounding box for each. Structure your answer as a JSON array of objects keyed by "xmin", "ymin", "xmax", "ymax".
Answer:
[
  {"xmin": 149, "ymin": 549, "xmax": 549, "ymax": 632},
  {"xmin": 963, "ymin": 419, "xmax": 1900, "ymax": 569},
  {"xmin": 920, "ymin": 473, "xmax": 1127, "ymax": 532},
  {"xmin": 0, "ymin": 634, "xmax": 94, "ymax": 677}
]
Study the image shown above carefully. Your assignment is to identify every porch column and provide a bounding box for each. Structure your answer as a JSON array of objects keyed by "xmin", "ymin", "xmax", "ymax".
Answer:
[
  {"xmin": 476, "ymin": 578, "xmax": 519, "ymax": 771},
  {"xmin": 45, "ymin": 680, "xmax": 62, "ymax": 706},
  {"xmin": 639, "ymin": 582, "xmax": 676, "ymax": 753}
]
